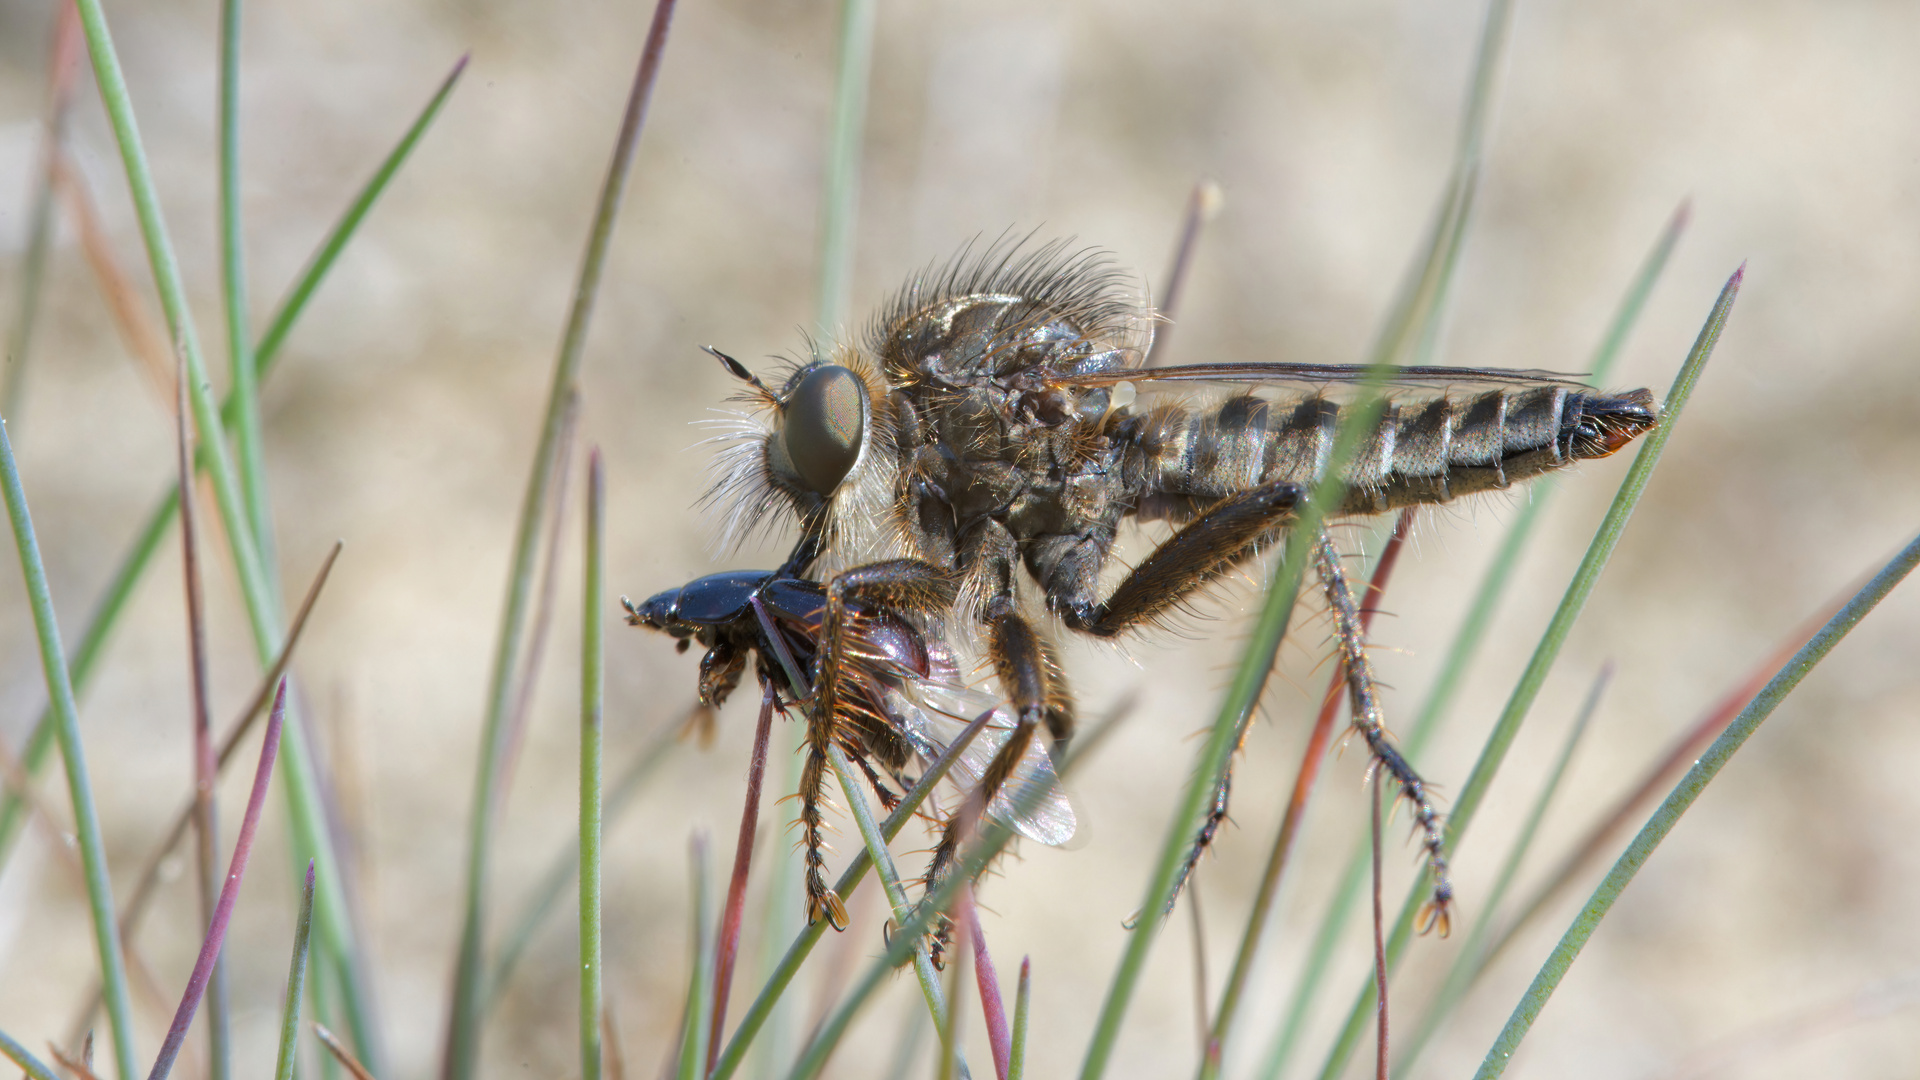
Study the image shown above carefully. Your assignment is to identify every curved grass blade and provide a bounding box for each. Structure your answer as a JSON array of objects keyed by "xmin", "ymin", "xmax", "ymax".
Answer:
[
  {"xmin": 3, "ymin": 3, "xmax": 83, "ymax": 421},
  {"xmin": 1474, "ymin": 528, "xmax": 1920, "ymax": 1078},
  {"xmin": 826, "ymin": 745, "xmax": 956, "ymax": 1055},
  {"xmin": 1397, "ymin": 664, "xmax": 1611, "ymax": 1072},
  {"xmin": 147, "ymin": 680, "xmax": 287, "ymax": 1080},
  {"xmin": 1255, "ymin": 198, "xmax": 1685, "ymax": 1080},
  {"xmin": 0, "ymin": 53, "xmax": 467, "ymax": 878},
  {"xmin": 441, "ymin": 8, "xmax": 676, "ymax": 1077},
  {"xmin": 677, "ymin": 836, "xmax": 715, "ymax": 1080},
  {"xmin": 1315, "ymin": 265, "xmax": 1743, "ymax": 1080},
  {"xmin": 1008, "ymin": 958, "xmax": 1032, "ymax": 1080},
  {"xmin": 0, "ymin": 412, "xmax": 137, "ymax": 1080},
  {"xmin": 814, "ymin": 0, "xmax": 877, "ymax": 333},
  {"xmin": 218, "ymin": 0, "xmax": 268, "ymax": 564}
]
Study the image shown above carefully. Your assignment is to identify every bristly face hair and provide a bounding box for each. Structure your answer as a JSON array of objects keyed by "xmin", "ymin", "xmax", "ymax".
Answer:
[{"xmin": 701, "ymin": 237, "xmax": 1149, "ymax": 574}]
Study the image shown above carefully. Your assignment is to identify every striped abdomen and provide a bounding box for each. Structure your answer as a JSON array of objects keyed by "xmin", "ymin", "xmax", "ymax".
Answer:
[{"xmin": 1122, "ymin": 385, "xmax": 1658, "ymax": 517}]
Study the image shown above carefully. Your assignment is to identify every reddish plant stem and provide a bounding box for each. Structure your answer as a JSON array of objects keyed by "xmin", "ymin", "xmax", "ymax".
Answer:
[
  {"xmin": 146, "ymin": 681, "xmax": 287, "ymax": 1080},
  {"xmin": 966, "ymin": 894, "xmax": 1010, "ymax": 1079},
  {"xmin": 707, "ymin": 680, "xmax": 777, "ymax": 1072}
]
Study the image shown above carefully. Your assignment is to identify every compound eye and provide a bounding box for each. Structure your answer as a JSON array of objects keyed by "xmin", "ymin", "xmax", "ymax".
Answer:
[{"xmin": 781, "ymin": 365, "xmax": 869, "ymax": 496}]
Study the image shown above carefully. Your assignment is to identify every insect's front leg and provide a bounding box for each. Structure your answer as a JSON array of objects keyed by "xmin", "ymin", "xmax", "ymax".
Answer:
[{"xmin": 801, "ymin": 559, "xmax": 958, "ymax": 932}]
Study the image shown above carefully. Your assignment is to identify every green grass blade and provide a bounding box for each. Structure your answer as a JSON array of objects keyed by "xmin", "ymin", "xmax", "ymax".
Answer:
[
  {"xmin": 218, "ymin": 0, "xmax": 268, "ymax": 568},
  {"xmin": 1009, "ymin": 958, "xmax": 1032, "ymax": 1080},
  {"xmin": 486, "ymin": 726, "xmax": 679, "ymax": 1009},
  {"xmin": 0, "ymin": 1028, "xmax": 62, "ymax": 1080},
  {"xmin": 710, "ymin": 709, "xmax": 996, "ymax": 1080},
  {"xmin": 1254, "ymin": 199, "xmax": 1684, "ymax": 1080},
  {"xmin": 679, "ymin": 836, "xmax": 716, "ymax": 1080},
  {"xmin": 827, "ymin": 746, "xmax": 955, "ymax": 1046},
  {"xmin": 252, "ymin": 53, "xmax": 467, "ymax": 375},
  {"xmin": 0, "ymin": 52, "xmax": 469, "ymax": 880},
  {"xmin": 2, "ymin": 5, "xmax": 82, "ymax": 422},
  {"xmin": 0, "ymin": 416, "xmax": 137, "ymax": 1080},
  {"xmin": 1397, "ymin": 665, "xmax": 1611, "ymax": 1072},
  {"xmin": 814, "ymin": 0, "xmax": 877, "ymax": 333},
  {"xmin": 442, "ymin": 8, "xmax": 675, "ymax": 1077},
  {"xmin": 1474, "ymin": 528, "xmax": 1920, "ymax": 1078},
  {"xmin": 1315, "ymin": 265, "xmax": 1743, "ymax": 1080},
  {"xmin": 581, "ymin": 452, "xmax": 606, "ymax": 1080},
  {"xmin": 274, "ymin": 863, "xmax": 318, "ymax": 1080}
]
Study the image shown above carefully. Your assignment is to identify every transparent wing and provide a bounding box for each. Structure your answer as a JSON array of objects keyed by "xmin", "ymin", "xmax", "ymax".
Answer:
[{"xmin": 881, "ymin": 682, "xmax": 1077, "ymax": 847}]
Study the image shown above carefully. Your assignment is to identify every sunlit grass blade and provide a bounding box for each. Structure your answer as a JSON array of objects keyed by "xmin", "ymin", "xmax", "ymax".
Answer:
[
  {"xmin": 580, "ymin": 450, "xmax": 605, "ymax": 1080},
  {"xmin": 148, "ymin": 680, "xmax": 286, "ymax": 1080},
  {"xmin": 1255, "ymin": 199, "xmax": 1685, "ymax": 1080},
  {"xmin": 3, "ymin": 3, "xmax": 83, "ymax": 420},
  {"xmin": 274, "ymin": 863, "xmax": 318, "ymax": 1080},
  {"xmin": 0, "ymin": 410, "xmax": 137, "ymax": 1080},
  {"xmin": 827, "ymin": 746, "xmax": 956, "ymax": 1048},
  {"xmin": 1397, "ymin": 664, "xmax": 1612, "ymax": 1072},
  {"xmin": 441, "ymin": 8, "xmax": 677, "ymax": 1077},
  {"xmin": 1316, "ymin": 265, "xmax": 1743, "ymax": 1080},
  {"xmin": 709, "ymin": 709, "xmax": 997, "ymax": 1080},
  {"xmin": 1474, "ymin": 527, "xmax": 1920, "ymax": 1078},
  {"xmin": 1490, "ymin": 590, "xmax": 1839, "ymax": 962},
  {"xmin": 678, "ymin": 835, "xmax": 715, "ymax": 1080}
]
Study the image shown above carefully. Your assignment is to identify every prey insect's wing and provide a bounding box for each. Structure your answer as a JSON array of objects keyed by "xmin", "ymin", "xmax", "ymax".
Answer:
[{"xmin": 881, "ymin": 682, "xmax": 1077, "ymax": 847}]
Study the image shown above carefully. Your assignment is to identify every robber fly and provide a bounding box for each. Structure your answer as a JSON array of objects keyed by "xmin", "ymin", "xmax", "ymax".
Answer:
[
  {"xmin": 623, "ymin": 540, "xmax": 1074, "ymax": 932},
  {"xmin": 698, "ymin": 238, "xmax": 1659, "ymax": 931}
]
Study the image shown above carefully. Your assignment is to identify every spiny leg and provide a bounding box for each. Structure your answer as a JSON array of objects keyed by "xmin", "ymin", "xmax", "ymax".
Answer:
[
  {"xmin": 1312, "ymin": 528, "xmax": 1453, "ymax": 936},
  {"xmin": 803, "ymin": 559, "xmax": 957, "ymax": 931},
  {"xmin": 1039, "ymin": 479, "xmax": 1305, "ymax": 910}
]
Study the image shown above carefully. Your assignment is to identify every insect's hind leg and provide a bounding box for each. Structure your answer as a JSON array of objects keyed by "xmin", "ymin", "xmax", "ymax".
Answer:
[
  {"xmin": 801, "ymin": 558, "xmax": 959, "ymax": 931},
  {"xmin": 1312, "ymin": 529, "xmax": 1453, "ymax": 935}
]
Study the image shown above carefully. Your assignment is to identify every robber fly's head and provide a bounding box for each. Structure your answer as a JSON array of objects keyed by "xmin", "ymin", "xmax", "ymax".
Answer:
[{"xmin": 701, "ymin": 346, "xmax": 895, "ymax": 557}]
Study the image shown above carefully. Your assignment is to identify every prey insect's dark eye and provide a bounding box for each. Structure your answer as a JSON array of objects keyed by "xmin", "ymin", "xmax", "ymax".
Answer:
[{"xmin": 781, "ymin": 365, "xmax": 868, "ymax": 495}]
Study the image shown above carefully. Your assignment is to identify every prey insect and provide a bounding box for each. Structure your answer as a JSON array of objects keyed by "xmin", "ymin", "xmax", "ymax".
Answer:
[
  {"xmin": 623, "ymin": 539, "xmax": 1074, "ymax": 934},
  {"xmin": 700, "ymin": 238, "xmax": 1659, "ymax": 931}
]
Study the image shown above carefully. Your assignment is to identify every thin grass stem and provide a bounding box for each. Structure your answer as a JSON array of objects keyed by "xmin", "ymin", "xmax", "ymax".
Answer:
[
  {"xmin": 175, "ymin": 353, "xmax": 231, "ymax": 1080},
  {"xmin": 442, "ymin": 9, "xmax": 675, "ymax": 1077},
  {"xmin": 147, "ymin": 681, "xmax": 287, "ymax": 1080},
  {"xmin": 709, "ymin": 709, "xmax": 997, "ymax": 1080},
  {"xmin": 1316, "ymin": 265, "xmax": 1743, "ymax": 1080},
  {"xmin": 0, "ymin": 414, "xmax": 137, "ymax": 1080},
  {"xmin": 967, "ymin": 894, "xmax": 1010, "ymax": 1080},
  {"xmin": 0, "ymin": 1029, "xmax": 62, "ymax": 1080},
  {"xmin": 1474, "ymin": 528, "xmax": 1920, "ymax": 1078},
  {"xmin": 1398, "ymin": 664, "xmax": 1611, "ymax": 1072},
  {"xmin": 3, "ymin": 4, "xmax": 83, "ymax": 421},
  {"xmin": 218, "ymin": 0, "xmax": 267, "ymax": 564},
  {"xmin": 274, "ymin": 863, "xmax": 318, "ymax": 1080},
  {"xmin": 581, "ymin": 450, "xmax": 606, "ymax": 1080},
  {"xmin": 826, "ymin": 746, "xmax": 954, "ymax": 1039},
  {"xmin": 710, "ymin": 684, "xmax": 777, "ymax": 1070},
  {"xmin": 678, "ymin": 835, "xmax": 715, "ymax": 1080},
  {"xmin": 815, "ymin": 0, "xmax": 877, "ymax": 332},
  {"xmin": 1144, "ymin": 178, "xmax": 1222, "ymax": 367},
  {"xmin": 312, "ymin": 1023, "xmax": 375, "ymax": 1080}
]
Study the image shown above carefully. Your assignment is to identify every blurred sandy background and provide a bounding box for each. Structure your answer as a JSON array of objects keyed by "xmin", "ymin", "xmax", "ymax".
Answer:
[{"xmin": 0, "ymin": 0, "xmax": 1917, "ymax": 1077}]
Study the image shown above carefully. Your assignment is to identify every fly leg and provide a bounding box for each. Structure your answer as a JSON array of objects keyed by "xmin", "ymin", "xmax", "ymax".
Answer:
[
  {"xmin": 1042, "ymin": 479, "xmax": 1306, "ymax": 910},
  {"xmin": 1312, "ymin": 529, "xmax": 1453, "ymax": 935},
  {"xmin": 803, "ymin": 559, "xmax": 957, "ymax": 931}
]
